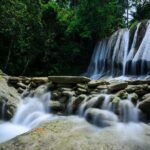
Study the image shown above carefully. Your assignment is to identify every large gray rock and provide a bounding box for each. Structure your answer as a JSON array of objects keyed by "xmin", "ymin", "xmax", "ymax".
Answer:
[
  {"xmin": 31, "ymin": 77, "xmax": 48, "ymax": 84},
  {"xmin": 49, "ymin": 101, "xmax": 64, "ymax": 113},
  {"xmin": 48, "ymin": 76, "xmax": 91, "ymax": 83},
  {"xmin": 85, "ymin": 108, "xmax": 118, "ymax": 127},
  {"xmin": 108, "ymin": 81, "xmax": 128, "ymax": 92},
  {"xmin": 88, "ymin": 80, "xmax": 109, "ymax": 88},
  {"xmin": 138, "ymin": 97, "xmax": 150, "ymax": 114},
  {"xmin": 1, "ymin": 117, "xmax": 150, "ymax": 150},
  {"xmin": 0, "ymin": 77, "xmax": 20, "ymax": 120}
]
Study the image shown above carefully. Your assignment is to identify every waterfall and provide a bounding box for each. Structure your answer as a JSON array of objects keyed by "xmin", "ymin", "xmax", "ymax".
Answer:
[
  {"xmin": 85, "ymin": 20, "xmax": 150, "ymax": 79},
  {"xmin": 78, "ymin": 94, "xmax": 139, "ymax": 125},
  {"xmin": 0, "ymin": 93, "xmax": 58, "ymax": 143},
  {"xmin": 0, "ymin": 92, "xmax": 144, "ymax": 144}
]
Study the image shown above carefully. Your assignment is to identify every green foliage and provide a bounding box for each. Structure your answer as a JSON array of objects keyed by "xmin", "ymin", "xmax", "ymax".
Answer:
[
  {"xmin": 132, "ymin": 1, "xmax": 150, "ymax": 21},
  {"xmin": 0, "ymin": 0, "xmax": 127, "ymax": 76}
]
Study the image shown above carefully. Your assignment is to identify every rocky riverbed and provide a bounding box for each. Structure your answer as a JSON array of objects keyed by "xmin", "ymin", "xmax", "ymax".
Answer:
[
  {"xmin": 1, "ymin": 75, "xmax": 150, "ymax": 149},
  {"xmin": 3, "ymin": 75, "xmax": 150, "ymax": 121},
  {"xmin": 0, "ymin": 117, "xmax": 150, "ymax": 150}
]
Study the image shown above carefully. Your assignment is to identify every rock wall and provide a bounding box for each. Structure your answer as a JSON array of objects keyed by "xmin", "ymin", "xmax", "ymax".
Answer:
[{"xmin": 6, "ymin": 76, "xmax": 150, "ymax": 122}]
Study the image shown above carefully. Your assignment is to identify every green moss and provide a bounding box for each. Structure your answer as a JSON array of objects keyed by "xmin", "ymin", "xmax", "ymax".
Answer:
[
  {"xmin": 129, "ymin": 21, "xmax": 138, "ymax": 50},
  {"xmin": 135, "ymin": 20, "xmax": 148, "ymax": 50}
]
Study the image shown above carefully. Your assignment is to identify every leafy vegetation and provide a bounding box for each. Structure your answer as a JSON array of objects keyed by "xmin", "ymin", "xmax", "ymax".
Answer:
[{"xmin": 0, "ymin": 0, "xmax": 149, "ymax": 76}]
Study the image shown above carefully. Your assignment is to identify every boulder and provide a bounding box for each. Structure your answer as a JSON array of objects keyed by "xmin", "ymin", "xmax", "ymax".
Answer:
[
  {"xmin": 49, "ymin": 101, "xmax": 64, "ymax": 113},
  {"xmin": 62, "ymin": 91, "xmax": 75, "ymax": 97},
  {"xmin": 77, "ymin": 88, "xmax": 87, "ymax": 94},
  {"xmin": 16, "ymin": 82, "xmax": 27, "ymax": 89},
  {"xmin": 51, "ymin": 90, "xmax": 61, "ymax": 99},
  {"xmin": 116, "ymin": 90, "xmax": 128, "ymax": 99},
  {"xmin": 86, "ymin": 95, "xmax": 105, "ymax": 109},
  {"xmin": 85, "ymin": 108, "xmax": 118, "ymax": 127},
  {"xmin": 48, "ymin": 76, "xmax": 90, "ymax": 84},
  {"xmin": 129, "ymin": 93, "xmax": 138, "ymax": 104},
  {"xmin": 8, "ymin": 76, "xmax": 22, "ymax": 84},
  {"xmin": 108, "ymin": 81, "xmax": 128, "ymax": 92},
  {"xmin": 127, "ymin": 80, "xmax": 150, "ymax": 85},
  {"xmin": 142, "ymin": 93, "xmax": 150, "ymax": 100},
  {"xmin": 31, "ymin": 77, "xmax": 48, "ymax": 84},
  {"xmin": 76, "ymin": 83, "xmax": 87, "ymax": 89},
  {"xmin": 88, "ymin": 80, "xmax": 109, "ymax": 88},
  {"xmin": 1, "ymin": 117, "xmax": 150, "ymax": 150},
  {"xmin": 71, "ymin": 94, "xmax": 87, "ymax": 113},
  {"xmin": 0, "ymin": 77, "xmax": 20, "ymax": 120},
  {"xmin": 138, "ymin": 97, "xmax": 150, "ymax": 114}
]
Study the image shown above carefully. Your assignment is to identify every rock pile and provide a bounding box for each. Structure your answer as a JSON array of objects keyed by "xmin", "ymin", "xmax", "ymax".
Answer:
[{"xmin": 6, "ymin": 76, "xmax": 150, "ymax": 122}]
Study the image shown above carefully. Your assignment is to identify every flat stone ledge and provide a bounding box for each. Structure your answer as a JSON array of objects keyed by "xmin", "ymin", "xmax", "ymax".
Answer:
[{"xmin": 48, "ymin": 76, "xmax": 91, "ymax": 83}]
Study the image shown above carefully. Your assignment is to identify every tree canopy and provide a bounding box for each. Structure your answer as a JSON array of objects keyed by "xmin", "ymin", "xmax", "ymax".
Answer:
[{"xmin": 0, "ymin": 0, "xmax": 149, "ymax": 76}]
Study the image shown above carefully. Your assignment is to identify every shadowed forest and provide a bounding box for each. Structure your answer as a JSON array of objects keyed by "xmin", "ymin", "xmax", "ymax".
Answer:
[{"xmin": 0, "ymin": 0, "xmax": 150, "ymax": 76}]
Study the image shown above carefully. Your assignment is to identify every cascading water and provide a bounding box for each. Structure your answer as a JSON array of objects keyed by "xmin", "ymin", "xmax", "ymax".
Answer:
[
  {"xmin": 78, "ymin": 94, "xmax": 139, "ymax": 126},
  {"xmin": 0, "ymin": 93, "xmax": 58, "ymax": 143},
  {"xmin": 85, "ymin": 20, "xmax": 150, "ymax": 79},
  {"xmin": 0, "ymin": 91, "xmax": 148, "ymax": 145}
]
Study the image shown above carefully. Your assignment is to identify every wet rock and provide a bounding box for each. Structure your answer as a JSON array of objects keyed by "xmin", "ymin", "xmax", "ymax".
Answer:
[
  {"xmin": 129, "ymin": 93, "xmax": 139, "ymax": 104},
  {"xmin": 62, "ymin": 91, "xmax": 75, "ymax": 97},
  {"xmin": 8, "ymin": 76, "xmax": 22, "ymax": 84},
  {"xmin": 96, "ymin": 85, "xmax": 108, "ymax": 90},
  {"xmin": 77, "ymin": 88, "xmax": 87, "ymax": 94},
  {"xmin": 0, "ymin": 77, "xmax": 20, "ymax": 120},
  {"xmin": 142, "ymin": 93, "xmax": 150, "ymax": 100},
  {"xmin": 138, "ymin": 97, "xmax": 150, "ymax": 114},
  {"xmin": 71, "ymin": 94, "xmax": 87, "ymax": 113},
  {"xmin": 59, "ymin": 88, "xmax": 72, "ymax": 92},
  {"xmin": 127, "ymin": 80, "xmax": 150, "ymax": 85},
  {"xmin": 86, "ymin": 95, "xmax": 105, "ymax": 109},
  {"xmin": 22, "ymin": 77, "xmax": 31, "ymax": 85},
  {"xmin": 55, "ymin": 83, "xmax": 73, "ymax": 88},
  {"xmin": 108, "ymin": 81, "xmax": 128, "ymax": 92},
  {"xmin": 17, "ymin": 87, "xmax": 24, "ymax": 94},
  {"xmin": 33, "ymin": 84, "xmax": 49, "ymax": 97},
  {"xmin": 135, "ymin": 89, "xmax": 145, "ymax": 96},
  {"xmin": 1, "ymin": 118, "xmax": 150, "ymax": 150},
  {"xmin": 111, "ymin": 96, "xmax": 121, "ymax": 104},
  {"xmin": 0, "ymin": 70, "xmax": 7, "ymax": 76},
  {"xmin": 76, "ymin": 84, "xmax": 87, "ymax": 89},
  {"xmin": 88, "ymin": 80, "xmax": 109, "ymax": 88},
  {"xmin": 48, "ymin": 76, "xmax": 90, "ymax": 84},
  {"xmin": 51, "ymin": 91, "xmax": 61, "ymax": 99},
  {"xmin": 49, "ymin": 101, "xmax": 64, "ymax": 113},
  {"xmin": 126, "ymin": 84, "xmax": 148, "ymax": 95},
  {"xmin": 85, "ymin": 108, "xmax": 118, "ymax": 127},
  {"xmin": 59, "ymin": 96, "xmax": 68, "ymax": 103},
  {"xmin": 29, "ymin": 81, "xmax": 37, "ymax": 88},
  {"xmin": 17, "ymin": 82, "xmax": 27, "ymax": 89},
  {"xmin": 116, "ymin": 90, "xmax": 128, "ymax": 99},
  {"xmin": 31, "ymin": 77, "xmax": 48, "ymax": 85}
]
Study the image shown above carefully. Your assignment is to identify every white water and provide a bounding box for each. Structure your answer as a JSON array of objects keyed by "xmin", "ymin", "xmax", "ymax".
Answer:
[
  {"xmin": 78, "ymin": 94, "xmax": 139, "ymax": 123},
  {"xmin": 85, "ymin": 20, "xmax": 150, "ymax": 79},
  {"xmin": 0, "ymin": 93, "xmax": 58, "ymax": 143},
  {"xmin": 0, "ymin": 92, "xmax": 148, "ymax": 145}
]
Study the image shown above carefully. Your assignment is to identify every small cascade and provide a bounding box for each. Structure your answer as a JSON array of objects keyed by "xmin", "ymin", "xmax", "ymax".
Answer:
[
  {"xmin": 119, "ymin": 100, "xmax": 139, "ymax": 123},
  {"xmin": 78, "ymin": 94, "xmax": 140, "ymax": 125},
  {"xmin": 12, "ymin": 93, "xmax": 51, "ymax": 127},
  {"xmin": 0, "ymin": 92, "xmax": 58, "ymax": 143},
  {"xmin": 85, "ymin": 20, "xmax": 150, "ymax": 79}
]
